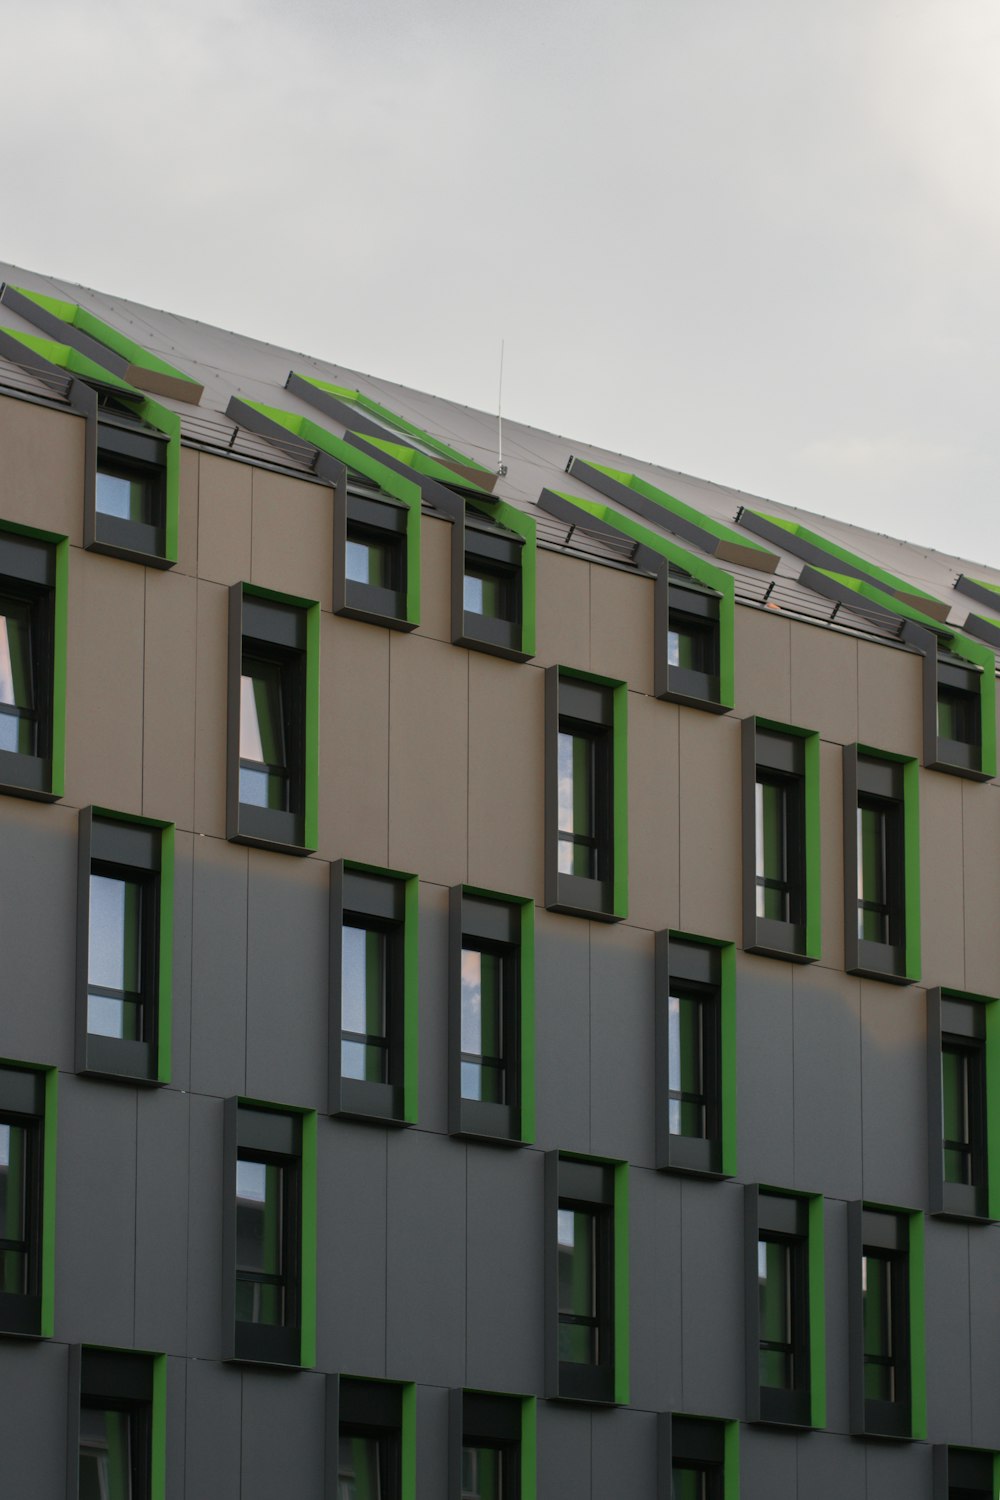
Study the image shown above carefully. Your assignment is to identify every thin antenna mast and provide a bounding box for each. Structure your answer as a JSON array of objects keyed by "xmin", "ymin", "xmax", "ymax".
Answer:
[{"xmin": 496, "ymin": 339, "xmax": 507, "ymax": 477}]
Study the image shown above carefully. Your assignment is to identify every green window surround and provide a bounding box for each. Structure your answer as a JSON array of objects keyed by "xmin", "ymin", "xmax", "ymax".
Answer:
[
  {"xmin": 842, "ymin": 747, "xmax": 920, "ymax": 985},
  {"xmin": 330, "ymin": 1376, "xmax": 417, "ymax": 1500},
  {"xmin": 0, "ymin": 1060, "xmax": 57, "ymax": 1339},
  {"xmin": 71, "ymin": 1346, "xmax": 167, "ymax": 1500},
  {"xmin": 745, "ymin": 1186, "xmax": 825, "ymax": 1429},
  {"xmin": 655, "ymin": 933, "xmax": 736, "ymax": 1178},
  {"xmin": 927, "ymin": 987, "xmax": 1000, "ymax": 1222},
  {"xmin": 847, "ymin": 1204, "xmax": 925, "ymax": 1440},
  {"xmin": 0, "ymin": 520, "xmax": 68, "ymax": 803},
  {"xmin": 741, "ymin": 718, "xmax": 821, "ymax": 964},
  {"xmin": 539, "ymin": 487, "xmax": 735, "ymax": 712},
  {"xmin": 453, "ymin": 498, "xmax": 536, "ymax": 662},
  {"xmin": 660, "ymin": 1415, "xmax": 740, "ymax": 1500},
  {"xmin": 451, "ymin": 1390, "xmax": 537, "ymax": 1500}
]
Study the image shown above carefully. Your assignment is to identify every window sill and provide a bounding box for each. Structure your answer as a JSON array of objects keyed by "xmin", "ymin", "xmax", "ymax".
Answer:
[
  {"xmin": 927, "ymin": 738, "xmax": 990, "ymax": 781},
  {"xmin": 454, "ymin": 612, "xmax": 529, "ymax": 662},
  {"xmin": 451, "ymin": 1098, "xmax": 523, "ymax": 1146},
  {"xmin": 847, "ymin": 940, "xmax": 913, "ymax": 986},
  {"xmin": 555, "ymin": 1363, "xmax": 617, "ymax": 1406},
  {"xmin": 89, "ymin": 515, "xmax": 171, "ymax": 570},
  {"xmin": 657, "ymin": 1134, "xmax": 725, "ymax": 1177},
  {"xmin": 0, "ymin": 748, "xmax": 55, "ymax": 801},
  {"xmin": 333, "ymin": 1077, "xmax": 409, "ymax": 1127},
  {"xmin": 338, "ymin": 581, "xmax": 415, "ymax": 632},
  {"xmin": 860, "ymin": 1399, "xmax": 913, "ymax": 1441},
  {"xmin": 230, "ymin": 804, "xmax": 312, "ymax": 857},
  {"xmin": 660, "ymin": 666, "xmax": 726, "ymax": 715},
  {"xmin": 548, "ymin": 873, "xmax": 621, "ymax": 923},
  {"xmin": 934, "ymin": 1182, "xmax": 992, "ymax": 1222},
  {"xmin": 745, "ymin": 917, "xmax": 815, "ymax": 964},
  {"xmin": 0, "ymin": 1292, "xmax": 42, "ymax": 1338},
  {"xmin": 232, "ymin": 1322, "xmax": 303, "ymax": 1368},
  {"xmin": 756, "ymin": 1387, "xmax": 814, "ymax": 1428}
]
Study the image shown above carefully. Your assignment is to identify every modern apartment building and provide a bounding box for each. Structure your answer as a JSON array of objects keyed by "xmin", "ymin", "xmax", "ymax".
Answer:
[{"xmin": 0, "ymin": 262, "xmax": 998, "ymax": 1499}]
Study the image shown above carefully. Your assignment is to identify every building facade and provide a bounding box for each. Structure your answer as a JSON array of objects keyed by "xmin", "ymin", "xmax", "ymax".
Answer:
[{"xmin": 0, "ymin": 264, "xmax": 999, "ymax": 1498}]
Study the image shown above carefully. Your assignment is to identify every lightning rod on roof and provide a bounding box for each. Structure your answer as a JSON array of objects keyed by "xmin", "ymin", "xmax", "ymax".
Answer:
[{"xmin": 496, "ymin": 339, "xmax": 508, "ymax": 478}]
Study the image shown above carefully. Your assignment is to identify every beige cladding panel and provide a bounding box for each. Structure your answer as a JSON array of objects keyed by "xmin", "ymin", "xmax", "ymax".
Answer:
[
  {"xmin": 627, "ymin": 694, "xmax": 680, "ymax": 934},
  {"xmin": 467, "ymin": 653, "xmax": 543, "ymax": 898},
  {"xmin": 414, "ymin": 513, "xmax": 451, "ymax": 644},
  {"xmin": 318, "ymin": 612, "xmax": 389, "ymax": 868},
  {"xmin": 919, "ymin": 770, "xmax": 966, "ymax": 988},
  {"xmin": 0, "ymin": 395, "xmax": 84, "ymax": 543},
  {"xmin": 197, "ymin": 452, "xmax": 252, "ymax": 586},
  {"xmin": 789, "ymin": 621, "xmax": 859, "ymax": 745},
  {"xmin": 962, "ymin": 783, "xmax": 1000, "ymax": 995},
  {"xmin": 387, "ymin": 632, "xmax": 468, "ymax": 886},
  {"xmin": 818, "ymin": 739, "xmax": 845, "ymax": 974},
  {"xmin": 142, "ymin": 568, "xmax": 198, "ymax": 828},
  {"xmin": 677, "ymin": 710, "xmax": 741, "ymax": 941},
  {"xmin": 732, "ymin": 606, "xmax": 791, "ymax": 723},
  {"xmin": 534, "ymin": 550, "xmax": 590, "ymax": 671},
  {"xmin": 250, "ymin": 467, "xmax": 332, "ymax": 609},
  {"xmin": 192, "ymin": 579, "xmax": 229, "ymax": 839},
  {"xmin": 64, "ymin": 551, "xmax": 145, "ymax": 814},
  {"xmin": 175, "ymin": 445, "xmax": 199, "ymax": 578},
  {"xmin": 857, "ymin": 639, "xmax": 922, "ymax": 758},
  {"xmin": 589, "ymin": 565, "xmax": 653, "ymax": 694}
]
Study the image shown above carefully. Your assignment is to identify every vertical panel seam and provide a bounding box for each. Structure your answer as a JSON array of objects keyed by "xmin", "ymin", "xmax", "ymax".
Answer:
[{"xmin": 132, "ymin": 1090, "xmax": 139, "ymax": 1348}]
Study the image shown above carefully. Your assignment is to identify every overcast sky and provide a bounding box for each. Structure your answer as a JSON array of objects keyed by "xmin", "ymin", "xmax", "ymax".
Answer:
[{"xmin": 4, "ymin": 1, "xmax": 998, "ymax": 563}]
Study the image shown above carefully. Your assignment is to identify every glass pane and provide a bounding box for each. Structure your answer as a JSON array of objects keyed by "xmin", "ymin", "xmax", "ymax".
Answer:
[
  {"xmin": 758, "ymin": 1238, "xmax": 792, "ymax": 1389},
  {"xmin": 461, "ymin": 948, "xmax": 505, "ymax": 1103},
  {"xmin": 862, "ymin": 1253, "xmax": 894, "ymax": 1400},
  {"xmin": 0, "ymin": 601, "xmax": 33, "ymax": 710},
  {"xmin": 235, "ymin": 1157, "xmax": 285, "ymax": 1324},
  {"xmin": 341, "ymin": 1038, "xmax": 387, "ymax": 1083},
  {"xmin": 87, "ymin": 993, "xmax": 142, "ymax": 1042},
  {"xmin": 240, "ymin": 661, "xmax": 286, "ymax": 768},
  {"xmin": 942, "ymin": 1046, "xmax": 969, "ymax": 1148},
  {"xmin": 347, "ymin": 533, "xmax": 397, "ymax": 590},
  {"xmin": 668, "ymin": 991, "xmax": 705, "ymax": 1138},
  {"xmin": 667, "ymin": 614, "xmax": 716, "ymax": 674},
  {"xmin": 0, "ymin": 1122, "xmax": 28, "ymax": 1294},
  {"xmin": 464, "ymin": 568, "xmax": 510, "ymax": 621},
  {"xmin": 462, "ymin": 1444, "xmax": 503, "ymax": 1500},
  {"xmin": 938, "ymin": 685, "xmax": 979, "ymax": 746},
  {"xmin": 755, "ymin": 779, "xmax": 787, "ymax": 920},
  {"xmin": 672, "ymin": 1466, "xmax": 707, "ymax": 1500},
  {"xmin": 558, "ymin": 1205, "xmax": 598, "ymax": 1362},
  {"xmin": 239, "ymin": 764, "xmax": 288, "ymax": 811},
  {"xmin": 79, "ymin": 1406, "xmax": 132, "ymax": 1500},
  {"xmin": 557, "ymin": 732, "xmax": 593, "ymax": 840},
  {"xmin": 342, "ymin": 925, "xmax": 387, "ymax": 1041},
  {"xmin": 96, "ymin": 467, "xmax": 152, "ymax": 524},
  {"xmin": 89, "ymin": 874, "xmax": 143, "ymax": 993},
  {"xmin": 338, "ymin": 1432, "xmax": 381, "ymax": 1500}
]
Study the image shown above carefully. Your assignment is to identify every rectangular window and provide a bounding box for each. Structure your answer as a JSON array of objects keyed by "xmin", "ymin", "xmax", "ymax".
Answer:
[
  {"xmin": 344, "ymin": 488, "xmax": 409, "ymax": 620},
  {"xmin": 545, "ymin": 669, "xmax": 627, "ymax": 921},
  {"xmin": 545, "ymin": 1154, "xmax": 627, "ymax": 1405},
  {"xmin": 76, "ymin": 810, "xmax": 173, "ymax": 1084},
  {"xmin": 330, "ymin": 863, "xmax": 418, "ymax": 1126},
  {"xmin": 223, "ymin": 1102, "xmax": 316, "ymax": 1367},
  {"xmin": 72, "ymin": 1348, "xmax": 164, "ymax": 1500},
  {"xmin": 927, "ymin": 989, "xmax": 995, "ymax": 1221},
  {"xmin": 449, "ymin": 889, "xmax": 533, "ymax": 1144},
  {"xmin": 93, "ymin": 409, "xmax": 168, "ymax": 564},
  {"xmin": 0, "ymin": 1064, "xmax": 53, "ymax": 1338},
  {"xmin": 655, "ymin": 935, "xmax": 734, "ymax": 1177},
  {"xmin": 923, "ymin": 643, "xmax": 996, "ymax": 782},
  {"xmin": 455, "ymin": 511, "xmax": 529, "ymax": 658},
  {"xmin": 450, "ymin": 1390, "xmax": 528, "ymax": 1500},
  {"xmin": 227, "ymin": 584, "xmax": 318, "ymax": 855},
  {"xmin": 664, "ymin": 576, "xmax": 723, "ymax": 710},
  {"xmin": 936, "ymin": 658, "xmax": 982, "ymax": 772},
  {"xmin": 848, "ymin": 1206, "xmax": 919, "ymax": 1439},
  {"xmin": 935, "ymin": 1446, "xmax": 999, "ymax": 1500},
  {"xmin": 662, "ymin": 1415, "xmax": 736, "ymax": 1500},
  {"xmin": 745, "ymin": 1188, "xmax": 823, "ymax": 1427},
  {"xmin": 742, "ymin": 720, "xmax": 820, "ymax": 962},
  {"xmin": 0, "ymin": 527, "xmax": 65, "ymax": 801},
  {"xmin": 843, "ymin": 748, "xmax": 918, "ymax": 983},
  {"xmin": 331, "ymin": 1377, "xmax": 415, "ymax": 1500}
]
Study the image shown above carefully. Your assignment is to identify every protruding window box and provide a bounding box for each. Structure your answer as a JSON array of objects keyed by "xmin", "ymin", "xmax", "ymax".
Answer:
[
  {"xmin": 455, "ymin": 515, "xmax": 525, "ymax": 656},
  {"xmin": 327, "ymin": 1376, "xmax": 416, "ymax": 1500},
  {"xmin": 745, "ymin": 1186, "xmax": 825, "ymax": 1429},
  {"xmin": 928, "ymin": 653, "xmax": 988, "ymax": 777},
  {"xmin": 91, "ymin": 412, "xmax": 169, "ymax": 566},
  {"xmin": 927, "ymin": 988, "xmax": 997, "ymax": 1222},
  {"xmin": 655, "ymin": 935, "xmax": 735, "ymax": 1178},
  {"xmin": 659, "ymin": 575, "xmax": 725, "ymax": 711},
  {"xmin": 68, "ymin": 1347, "xmax": 166, "ymax": 1500},
  {"xmin": 450, "ymin": 1389, "xmax": 532, "ymax": 1500},
  {"xmin": 843, "ymin": 748, "xmax": 920, "ymax": 985},
  {"xmin": 337, "ymin": 487, "xmax": 413, "ymax": 628},
  {"xmin": 848, "ymin": 1205, "xmax": 925, "ymax": 1441},
  {"xmin": 741, "ymin": 719, "xmax": 820, "ymax": 963},
  {"xmin": 0, "ymin": 1063, "xmax": 56, "ymax": 1339},
  {"xmin": 0, "ymin": 527, "xmax": 66, "ymax": 803}
]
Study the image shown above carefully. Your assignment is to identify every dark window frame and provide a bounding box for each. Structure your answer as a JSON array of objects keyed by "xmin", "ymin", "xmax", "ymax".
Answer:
[
  {"xmin": 933, "ymin": 1444, "xmax": 999, "ymax": 1500},
  {"xmin": 927, "ymin": 988, "xmax": 995, "ymax": 1222},
  {"xmin": 0, "ymin": 527, "xmax": 63, "ymax": 802},
  {"xmin": 848, "ymin": 1204, "xmax": 917, "ymax": 1440},
  {"xmin": 843, "ymin": 747, "xmax": 918, "ymax": 984},
  {"xmin": 921, "ymin": 643, "xmax": 995, "ymax": 783},
  {"xmin": 655, "ymin": 934, "xmax": 734, "ymax": 1178},
  {"xmin": 91, "ymin": 405, "xmax": 170, "ymax": 566},
  {"xmin": 450, "ymin": 1389, "xmax": 524, "ymax": 1500},
  {"xmin": 452, "ymin": 507, "xmax": 533, "ymax": 661},
  {"xmin": 327, "ymin": 1375, "xmax": 414, "ymax": 1500},
  {"xmin": 67, "ymin": 1346, "xmax": 163, "ymax": 1500},
  {"xmin": 545, "ymin": 1153, "xmax": 626, "ymax": 1406},
  {"xmin": 335, "ymin": 478, "xmax": 418, "ymax": 631},
  {"xmin": 741, "ymin": 719, "xmax": 820, "ymax": 963},
  {"xmin": 656, "ymin": 572, "xmax": 727, "ymax": 713},
  {"xmin": 658, "ymin": 1414, "xmax": 731, "ymax": 1500},
  {"xmin": 0, "ymin": 1064, "xmax": 48, "ymax": 1338},
  {"xmin": 745, "ymin": 1187, "xmax": 821, "ymax": 1428}
]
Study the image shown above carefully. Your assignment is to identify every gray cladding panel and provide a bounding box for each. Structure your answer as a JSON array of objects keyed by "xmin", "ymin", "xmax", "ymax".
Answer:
[
  {"xmin": 189, "ymin": 838, "xmax": 248, "ymax": 1098},
  {"xmin": 795, "ymin": 1430, "xmax": 866, "ymax": 1499},
  {"xmin": 134, "ymin": 1086, "xmax": 191, "ymax": 1355},
  {"xmin": 415, "ymin": 1383, "xmax": 449, "ymax": 1500},
  {"xmin": 969, "ymin": 1224, "xmax": 1000, "ymax": 1450},
  {"xmin": 588, "ymin": 922, "xmax": 655, "ymax": 1168},
  {"xmin": 680, "ymin": 1178, "xmax": 744, "ymax": 1416},
  {"xmin": 184, "ymin": 1091, "xmax": 226, "ymax": 1360},
  {"xmin": 859, "ymin": 979, "xmax": 927, "ymax": 1208},
  {"xmin": 465, "ymin": 1144, "xmax": 544, "ymax": 1395},
  {"xmin": 792, "ymin": 967, "xmax": 862, "ymax": 1200},
  {"xmin": 735, "ymin": 956, "xmax": 795, "ymax": 1187},
  {"xmin": 0, "ymin": 1339, "xmax": 69, "ymax": 1499},
  {"xmin": 537, "ymin": 1401, "xmax": 591, "ymax": 1500},
  {"xmin": 244, "ymin": 850, "xmax": 327, "ymax": 1110},
  {"xmin": 739, "ymin": 1425, "xmax": 797, "ymax": 1500},
  {"xmin": 164, "ymin": 1356, "xmax": 187, "ymax": 1500},
  {"xmin": 864, "ymin": 1439, "xmax": 933, "ymax": 1499},
  {"xmin": 183, "ymin": 1353, "xmax": 241, "ymax": 1500},
  {"xmin": 386, "ymin": 1129, "xmax": 466, "ymax": 1387},
  {"xmin": 590, "ymin": 1406, "xmax": 656, "ymax": 1500},
  {"xmin": 315, "ymin": 1119, "xmax": 387, "ymax": 1377},
  {"xmin": 240, "ymin": 1369, "xmax": 326, "ymax": 1500},
  {"xmin": 924, "ymin": 1217, "xmax": 972, "ymax": 1445},
  {"xmin": 629, "ymin": 1166, "xmax": 682, "ymax": 1414},
  {"xmin": 55, "ymin": 1076, "xmax": 137, "ymax": 1348},
  {"xmin": 533, "ymin": 911, "xmax": 591, "ymax": 1154},
  {"xmin": 821, "ymin": 1198, "xmax": 852, "ymax": 1435}
]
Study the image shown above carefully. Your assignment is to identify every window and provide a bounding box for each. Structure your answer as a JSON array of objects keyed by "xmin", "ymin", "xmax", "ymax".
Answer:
[
  {"xmin": 661, "ymin": 1415, "xmax": 736, "ymax": 1500},
  {"xmin": 656, "ymin": 935, "xmax": 734, "ymax": 1177},
  {"xmin": 223, "ymin": 1101, "xmax": 316, "ymax": 1367},
  {"xmin": 0, "ymin": 1064, "xmax": 54, "ymax": 1338},
  {"xmin": 927, "ymin": 989, "xmax": 995, "ymax": 1221},
  {"xmin": 451, "ymin": 1390, "xmax": 528, "ymax": 1500},
  {"xmin": 76, "ymin": 810, "xmax": 173, "ymax": 1084},
  {"xmin": 843, "ymin": 748, "xmax": 918, "ymax": 983},
  {"xmin": 0, "ymin": 527, "xmax": 64, "ymax": 801},
  {"xmin": 72, "ymin": 1348, "xmax": 164, "ymax": 1500},
  {"xmin": 227, "ymin": 584, "xmax": 318, "ymax": 855},
  {"xmin": 936, "ymin": 657, "xmax": 982, "ymax": 772},
  {"xmin": 449, "ymin": 889, "xmax": 533, "ymax": 1144},
  {"xmin": 545, "ymin": 1154, "xmax": 627, "ymax": 1405},
  {"xmin": 848, "ymin": 1206, "xmax": 921, "ymax": 1439},
  {"xmin": 340, "ymin": 485, "xmax": 410, "ymax": 625},
  {"xmin": 934, "ymin": 1446, "xmax": 999, "ymax": 1500},
  {"xmin": 545, "ymin": 669, "xmax": 627, "ymax": 922},
  {"xmin": 922, "ymin": 643, "xmax": 996, "ymax": 782},
  {"xmin": 453, "ymin": 507, "xmax": 534, "ymax": 660},
  {"xmin": 91, "ymin": 405, "xmax": 168, "ymax": 565},
  {"xmin": 745, "ymin": 1188, "xmax": 823, "ymax": 1427},
  {"xmin": 741, "ymin": 720, "xmax": 820, "ymax": 962},
  {"xmin": 329, "ymin": 863, "xmax": 417, "ymax": 1126},
  {"xmin": 331, "ymin": 1377, "xmax": 415, "ymax": 1500},
  {"xmin": 660, "ymin": 573, "xmax": 726, "ymax": 712}
]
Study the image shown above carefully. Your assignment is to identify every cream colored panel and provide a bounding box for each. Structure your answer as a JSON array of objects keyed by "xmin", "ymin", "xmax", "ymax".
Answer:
[
  {"xmin": 790, "ymin": 622, "xmax": 858, "ymax": 745},
  {"xmin": 534, "ymin": 551, "xmax": 590, "ymax": 672},
  {"xmin": 250, "ymin": 467, "xmax": 332, "ymax": 609},
  {"xmin": 678, "ymin": 710, "xmax": 741, "ymax": 941},
  {"xmin": 818, "ymin": 738, "xmax": 845, "ymax": 974},
  {"xmin": 64, "ymin": 552, "xmax": 144, "ymax": 813},
  {"xmin": 388, "ymin": 633, "xmax": 468, "ymax": 885},
  {"xmin": 193, "ymin": 580, "xmax": 229, "ymax": 839},
  {"xmin": 0, "ymin": 395, "xmax": 84, "ymax": 543},
  {"xmin": 414, "ymin": 513, "xmax": 452, "ymax": 644},
  {"xmin": 628, "ymin": 694, "xmax": 680, "ymax": 934},
  {"xmin": 197, "ymin": 453, "xmax": 251, "ymax": 586},
  {"xmin": 733, "ymin": 606, "xmax": 791, "ymax": 723},
  {"xmin": 468, "ymin": 654, "xmax": 543, "ymax": 898},
  {"xmin": 143, "ymin": 569, "xmax": 197, "ymax": 828},
  {"xmin": 962, "ymin": 782, "xmax": 1000, "ymax": 995},
  {"xmin": 857, "ymin": 640, "xmax": 922, "ymax": 759},
  {"xmin": 920, "ymin": 771, "xmax": 966, "ymax": 988},
  {"xmin": 590, "ymin": 566, "xmax": 653, "ymax": 694},
  {"xmin": 318, "ymin": 612, "xmax": 389, "ymax": 867},
  {"xmin": 175, "ymin": 445, "xmax": 199, "ymax": 578}
]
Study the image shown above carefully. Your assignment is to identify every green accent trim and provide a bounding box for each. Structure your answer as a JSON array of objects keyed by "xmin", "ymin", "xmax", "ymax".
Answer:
[
  {"xmin": 723, "ymin": 1420, "xmax": 740, "ymax": 1500},
  {"xmin": 401, "ymin": 1381, "xmax": 417, "ymax": 1500},
  {"xmin": 965, "ymin": 576, "xmax": 1000, "ymax": 600},
  {"xmin": 519, "ymin": 900, "xmax": 536, "ymax": 1144},
  {"xmin": 520, "ymin": 1397, "xmax": 537, "ymax": 1500},
  {"xmin": 151, "ymin": 1353, "xmax": 167, "ymax": 1500},
  {"xmin": 547, "ymin": 488, "xmax": 736, "ymax": 708},
  {"xmin": 403, "ymin": 874, "xmax": 420, "ymax": 1124},
  {"xmin": 355, "ymin": 435, "xmax": 491, "ymax": 494},
  {"xmin": 157, "ymin": 825, "xmax": 174, "ymax": 1084},
  {"xmin": 299, "ymin": 1110, "xmax": 318, "ymax": 1368},
  {"xmin": 9, "ymin": 287, "xmax": 200, "ymax": 392},
  {"xmin": 585, "ymin": 462, "xmax": 776, "ymax": 560},
  {"xmin": 40, "ymin": 1066, "xmax": 57, "ymax": 1338},
  {"xmin": 993, "ymin": 1451, "xmax": 1000, "ymax": 1493},
  {"xmin": 239, "ymin": 401, "xmax": 423, "ymax": 625},
  {"xmin": 807, "ymin": 1193, "xmax": 826, "ymax": 1428},
  {"xmin": 294, "ymin": 374, "xmax": 488, "ymax": 472},
  {"xmin": 613, "ymin": 1160, "xmax": 630, "ymax": 1405},
  {"xmin": 749, "ymin": 511, "xmax": 943, "ymax": 609},
  {"xmin": 468, "ymin": 496, "xmax": 537, "ymax": 657},
  {"xmin": 908, "ymin": 1210, "xmax": 927, "ymax": 1439},
  {"xmin": 0, "ymin": 326, "xmax": 137, "ymax": 390},
  {"xmin": 720, "ymin": 942, "xmax": 738, "ymax": 1176}
]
